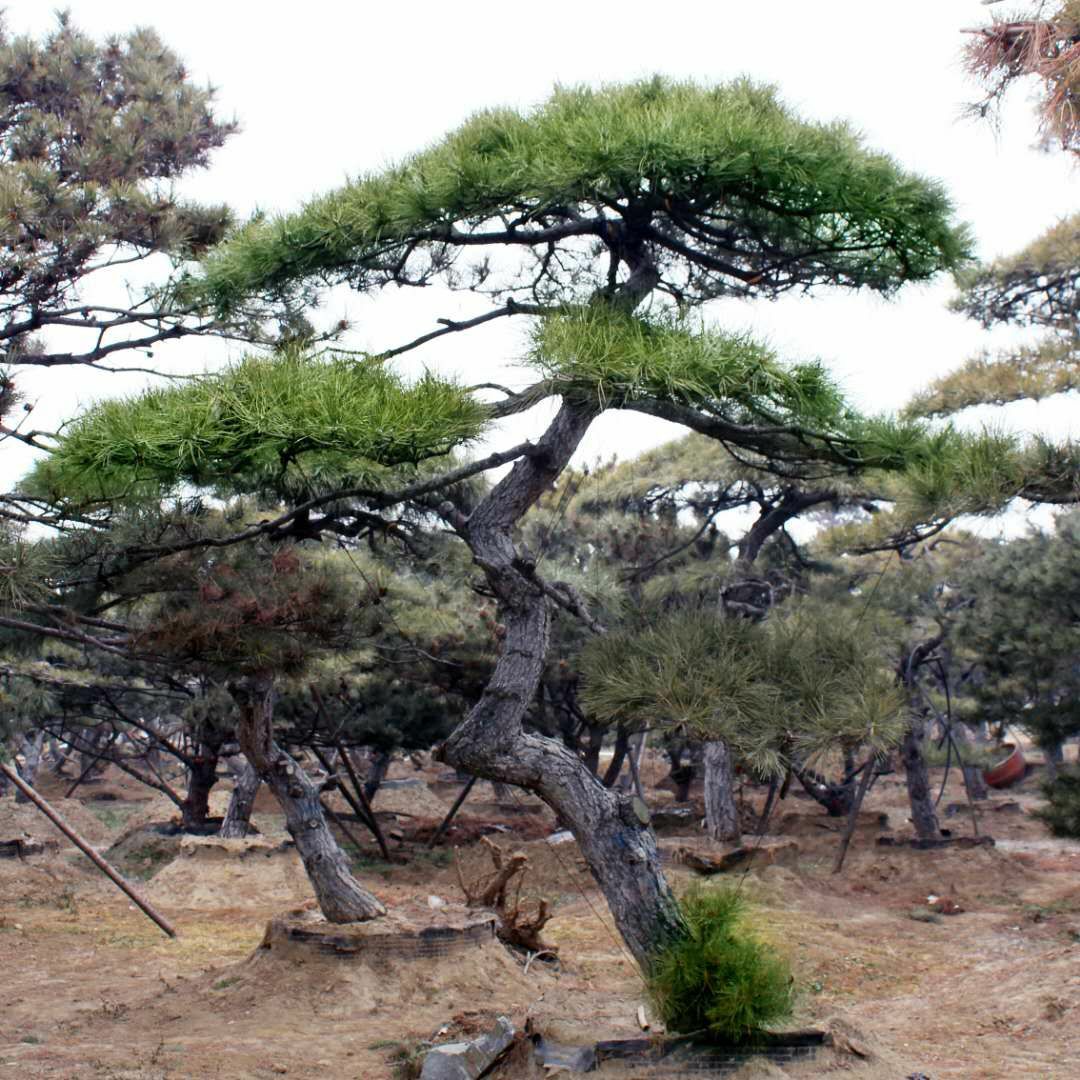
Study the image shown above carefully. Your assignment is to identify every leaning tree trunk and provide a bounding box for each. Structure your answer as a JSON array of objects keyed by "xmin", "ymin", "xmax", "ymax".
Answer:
[
  {"xmin": 437, "ymin": 398, "xmax": 685, "ymax": 971},
  {"xmin": 220, "ymin": 755, "xmax": 261, "ymax": 839},
  {"xmin": 230, "ymin": 676, "xmax": 384, "ymax": 922},
  {"xmin": 14, "ymin": 731, "xmax": 45, "ymax": 804},
  {"xmin": 901, "ymin": 716, "xmax": 941, "ymax": 841},
  {"xmin": 703, "ymin": 739, "xmax": 741, "ymax": 843}
]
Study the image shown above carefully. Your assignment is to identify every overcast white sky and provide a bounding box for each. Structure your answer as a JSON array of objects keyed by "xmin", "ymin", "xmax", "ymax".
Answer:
[{"xmin": 2, "ymin": 1, "xmax": 1076, "ymax": 495}]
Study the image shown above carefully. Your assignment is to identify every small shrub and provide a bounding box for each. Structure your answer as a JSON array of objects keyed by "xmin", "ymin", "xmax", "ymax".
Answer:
[
  {"xmin": 647, "ymin": 885, "xmax": 794, "ymax": 1043},
  {"xmin": 1034, "ymin": 768, "xmax": 1080, "ymax": 839}
]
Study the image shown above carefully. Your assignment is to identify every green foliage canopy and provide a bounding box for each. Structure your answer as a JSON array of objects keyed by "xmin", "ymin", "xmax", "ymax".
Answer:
[
  {"xmin": 0, "ymin": 12, "xmax": 237, "ymax": 371},
  {"xmin": 30, "ymin": 348, "xmax": 487, "ymax": 501},
  {"xmin": 580, "ymin": 601, "xmax": 904, "ymax": 776},
  {"xmin": 952, "ymin": 511, "xmax": 1080, "ymax": 746},
  {"xmin": 192, "ymin": 77, "xmax": 969, "ymax": 313}
]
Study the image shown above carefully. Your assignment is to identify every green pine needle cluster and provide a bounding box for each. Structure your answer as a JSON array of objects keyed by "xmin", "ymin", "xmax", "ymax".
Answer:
[
  {"xmin": 647, "ymin": 886, "xmax": 794, "ymax": 1043},
  {"xmin": 580, "ymin": 602, "xmax": 904, "ymax": 775},
  {"xmin": 193, "ymin": 77, "xmax": 968, "ymax": 311},
  {"xmin": 530, "ymin": 307, "xmax": 846, "ymax": 425},
  {"xmin": 1035, "ymin": 770, "xmax": 1080, "ymax": 839},
  {"xmin": 904, "ymin": 341, "xmax": 1080, "ymax": 419},
  {"xmin": 30, "ymin": 348, "xmax": 486, "ymax": 501}
]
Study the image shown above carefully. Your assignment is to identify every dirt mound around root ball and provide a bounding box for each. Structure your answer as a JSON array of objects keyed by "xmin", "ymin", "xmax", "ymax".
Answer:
[
  {"xmin": 369, "ymin": 778, "xmax": 451, "ymax": 818},
  {"xmin": 202, "ymin": 901, "xmax": 549, "ymax": 1020},
  {"xmin": 0, "ymin": 793, "xmax": 115, "ymax": 846},
  {"xmin": 105, "ymin": 822, "xmax": 186, "ymax": 880},
  {"xmin": 143, "ymin": 834, "xmax": 311, "ymax": 909}
]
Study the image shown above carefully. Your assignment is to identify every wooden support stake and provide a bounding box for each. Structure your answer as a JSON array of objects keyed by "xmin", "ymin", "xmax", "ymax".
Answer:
[
  {"xmin": 832, "ymin": 756, "xmax": 877, "ymax": 875},
  {"xmin": 427, "ymin": 774, "xmax": 477, "ymax": 849},
  {"xmin": 328, "ymin": 741, "xmax": 393, "ymax": 862},
  {"xmin": 0, "ymin": 762, "xmax": 177, "ymax": 938},
  {"xmin": 65, "ymin": 731, "xmax": 120, "ymax": 798}
]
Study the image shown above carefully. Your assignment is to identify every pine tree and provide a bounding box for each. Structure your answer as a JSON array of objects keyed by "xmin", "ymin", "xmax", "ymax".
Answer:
[
  {"xmin": 952, "ymin": 512, "xmax": 1080, "ymax": 831},
  {"xmin": 27, "ymin": 78, "xmax": 974, "ymax": 966},
  {"xmin": 901, "ymin": 4, "xmax": 1080, "ymax": 504},
  {"xmin": 0, "ymin": 14, "xmax": 236, "ymax": 375},
  {"xmin": 0, "ymin": 9, "xmax": 335, "ymax": 508}
]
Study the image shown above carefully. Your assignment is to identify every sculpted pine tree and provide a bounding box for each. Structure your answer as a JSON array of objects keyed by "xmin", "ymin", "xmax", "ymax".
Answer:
[
  {"xmin": 0, "ymin": 12, "xmax": 329, "ymax": 492},
  {"xmin": 902, "ymin": 4, "xmax": 1080, "ymax": 499},
  {"xmin": 38, "ymin": 80, "xmax": 973, "ymax": 965},
  {"xmin": 0, "ymin": 15, "xmax": 236, "ymax": 371},
  {"xmin": 953, "ymin": 514, "xmax": 1080, "ymax": 794}
]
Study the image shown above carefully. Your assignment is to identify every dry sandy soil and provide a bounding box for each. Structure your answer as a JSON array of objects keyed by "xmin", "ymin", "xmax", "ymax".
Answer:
[{"xmin": 0, "ymin": 753, "xmax": 1077, "ymax": 1079}]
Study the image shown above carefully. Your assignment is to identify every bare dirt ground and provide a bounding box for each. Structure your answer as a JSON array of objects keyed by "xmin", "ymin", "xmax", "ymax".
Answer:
[{"xmin": 0, "ymin": 753, "xmax": 1077, "ymax": 1079}]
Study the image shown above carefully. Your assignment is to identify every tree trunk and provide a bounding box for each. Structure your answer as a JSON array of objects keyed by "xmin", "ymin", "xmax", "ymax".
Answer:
[
  {"xmin": 601, "ymin": 725, "xmax": 630, "ymax": 788},
  {"xmin": 1043, "ymin": 739, "xmax": 1064, "ymax": 784},
  {"xmin": 618, "ymin": 730, "xmax": 647, "ymax": 796},
  {"xmin": 363, "ymin": 750, "xmax": 391, "ymax": 801},
  {"xmin": 77, "ymin": 724, "xmax": 109, "ymax": 778},
  {"xmin": 438, "ymin": 398, "xmax": 684, "ymax": 971},
  {"xmin": 582, "ymin": 723, "xmax": 604, "ymax": 777},
  {"xmin": 703, "ymin": 739, "xmax": 741, "ymax": 843},
  {"xmin": 14, "ymin": 731, "xmax": 45, "ymax": 803},
  {"xmin": 180, "ymin": 747, "xmax": 220, "ymax": 832},
  {"xmin": 220, "ymin": 755, "xmax": 260, "ymax": 838},
  {"xmin": 961, "ymin": 763, "xmax": 989, "ymax": 802},
  {"xmin": 230, "ymin": 676, "xmax": 385, "ymax": 922},
  {"xmin": 47, "ymin": 738, "xmax": 68, "ymax": 776},
  {"xmin": 791, "ymin": 760, "xmax": 856, "ymax": 817},
  {"xmin": 902, "ymin": 716, "xmax": 941, "ymax": 841}
]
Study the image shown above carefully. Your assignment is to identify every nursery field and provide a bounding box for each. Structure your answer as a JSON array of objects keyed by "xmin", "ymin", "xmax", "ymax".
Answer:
[{"xmin": 1, "ymin": 754, "xmax": 1077, "ymax": 1080}]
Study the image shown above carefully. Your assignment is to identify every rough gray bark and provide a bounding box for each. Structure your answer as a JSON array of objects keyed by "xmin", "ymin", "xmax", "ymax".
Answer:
[
  {"xmin": 220, "ymin": 754, "xmax": 260, "ymax": 839},
  {"xmin": 437, "ymin": 398, "xmax": 684, "ymax": 970},
  {"xmin": 231, "ymin": 676, "xmax": 385, "ymax": 922},
  {"xmin": 901, "ymin": 641, "xmax": 943, "ymax": 842},
  {"xmin": 14, "ymin": 731, "xmax": 45, "ymax": 803},
  {"xmin": 703, "ymin": 739, "xmax": 741, "ymax": 843},
  {"xmin": 901, "ymin": 716, "xmax": 941, "ymax": 841}
]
